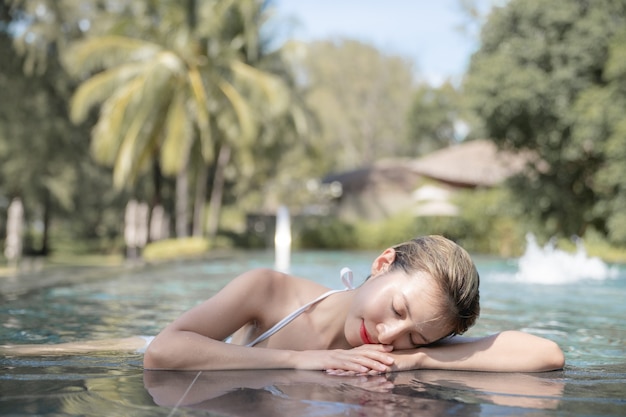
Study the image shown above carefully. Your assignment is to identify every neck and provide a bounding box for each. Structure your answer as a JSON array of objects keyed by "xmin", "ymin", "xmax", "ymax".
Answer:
[{"xmin": 316, "ymin": 290, "xmax": 354, "ymax": 349}]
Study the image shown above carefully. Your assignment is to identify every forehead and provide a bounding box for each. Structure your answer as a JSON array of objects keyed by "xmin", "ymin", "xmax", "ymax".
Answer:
[
  {"xmin": 394, "ymin": 270, "xmax": 441, "ymax": 300},
  {"xmin": 394, "ymin": 271, "xmax": 452, "ymax": 335}
]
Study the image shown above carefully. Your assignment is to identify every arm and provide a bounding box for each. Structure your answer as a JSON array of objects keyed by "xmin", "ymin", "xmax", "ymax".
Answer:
[
  {"xmin": 391, "ymin": 331, "xmax": 565, "ymax": 373},
  {"xmin": 145, "ymin": 268, "xmax": 301, "ymax": 370},
  {"xmin": 144, "ymin": 268, "xmax": 393, "ymax": 372}
]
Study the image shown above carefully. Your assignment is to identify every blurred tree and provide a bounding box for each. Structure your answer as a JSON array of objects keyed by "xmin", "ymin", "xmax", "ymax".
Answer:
[
  {"xmin": 207, "ymin": 40, "xmax": 318, "ymax": 225},
  {"xmin": 0, "ymin": 1, "xmax": 122, "ymax": 255},
  {"xmin": 578, "ymin": 27, "xmax": 626, "ymax": 245},
  {"xmin": 406, "ymin": 82, "xmax": 463, "ymax": 155},
  {"xmin": 297, "ymin": 39, "xmax": 415, "ymax": 172},
  {"xmin": 464, "ymin": 0, "xmax": 626, "ymax": 242},
  {"xmin": 62, "ymin": 0, "xmax": 299, "ymax": 240}
]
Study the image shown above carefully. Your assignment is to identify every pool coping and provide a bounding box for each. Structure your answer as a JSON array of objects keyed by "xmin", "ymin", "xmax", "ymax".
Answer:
[{"xmin": 0, "ymin": 251, "xmax": 238, "ymax": 298}]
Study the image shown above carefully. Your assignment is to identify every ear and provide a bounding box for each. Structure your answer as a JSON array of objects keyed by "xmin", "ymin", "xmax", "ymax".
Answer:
[{"xmin": 370, "ymin": 248, "xmax": 396, "ymax": 277}]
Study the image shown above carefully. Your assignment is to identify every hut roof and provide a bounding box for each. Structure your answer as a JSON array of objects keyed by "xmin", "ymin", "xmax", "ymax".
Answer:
[
  {"xmin": 323, "ymin": 160, "xmax": 420, "ymax": 194},
  {"xmin": 408, "ymin": 139, "xmax": 530, "ymax": 187}
]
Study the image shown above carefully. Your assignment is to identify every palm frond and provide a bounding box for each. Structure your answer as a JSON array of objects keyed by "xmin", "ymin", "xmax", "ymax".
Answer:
[
  {"xmin": 290, "ymin": 106, "xmax": 309, "ymax": 137},
  {"xmin": 113, "ymin": 106, "xmax": 152, "ymax": 188},
  {"xmin": 187, "ymin": 65, "xmax": 213, "ymax": 162},
  {"xmin": 90, "ymin": 76, "xmax": 144, "ymax": 165},
  {"xmin": 161, "ymin": 91, "xmax": 193, "ymax": 175},
  {"xmin": 70, "ymin": 62, "xmax": 147, "ymax": 123},
  {"xmin": 64, "ymin": 35, "xmax": 163, "ymax": 78},
  {"xmin": 230, "ymin": 60, "xmax": 289, "ymax": 116},
  {"xmin": 218, "ymin": 79, "xmax": 257, "ymax": 143}
]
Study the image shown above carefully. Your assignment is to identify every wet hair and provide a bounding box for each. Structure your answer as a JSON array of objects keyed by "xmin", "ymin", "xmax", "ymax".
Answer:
[{"xmin": 389, "ymin": 235, "xmax": 480, "ymax": 336}]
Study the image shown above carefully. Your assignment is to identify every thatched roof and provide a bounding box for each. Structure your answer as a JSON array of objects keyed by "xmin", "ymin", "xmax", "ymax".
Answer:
[
  {"xmin": 408, "ymin": 139, "xmax": 530, "ymax": 187},
  {"xmin": 323, "ymin": 139, "xmax": 531, "ymax": 196},
  {"xmin": 323, "ymin": 160, "xmax": 421, "ymax": 194}
]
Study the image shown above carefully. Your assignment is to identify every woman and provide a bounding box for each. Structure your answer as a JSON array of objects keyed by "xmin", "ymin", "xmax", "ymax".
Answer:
[
  {"xmin": 143, "ymin": 235, "xmax": 564, "ymax": 374},
  {"xmin": 2, "ymin": 236, "xmax": 565, "ymax": 374}
]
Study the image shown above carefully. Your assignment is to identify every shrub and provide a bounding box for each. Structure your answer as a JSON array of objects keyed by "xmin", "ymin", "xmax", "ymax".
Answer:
[{"xmin": 142, "ymin": 237, "xmax": 210, "ymax": 261}]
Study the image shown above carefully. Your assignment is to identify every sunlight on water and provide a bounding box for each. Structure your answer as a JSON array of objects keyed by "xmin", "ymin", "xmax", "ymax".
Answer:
[
  {"xmin": 515, "ymin": 234, "xmax": 619, "ymax": 284},
  {"xmin": 1, "ymin": 247, "xmax": 624, "ymax": 416}
]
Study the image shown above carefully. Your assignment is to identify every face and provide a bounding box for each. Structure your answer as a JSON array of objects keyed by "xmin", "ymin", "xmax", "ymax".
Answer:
[{"xmin": 344, "ymin": 267, "xmax": 452, "ymax": 350}]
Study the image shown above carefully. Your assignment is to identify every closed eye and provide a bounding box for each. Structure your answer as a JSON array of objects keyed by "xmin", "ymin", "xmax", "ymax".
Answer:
[
  {"xmin": 410, "ymin": 334, "xmax": 425, "ymax": 347},
  {"xmin": 392, "ymin": 304, "xmax": 401, "ymax": 317}
]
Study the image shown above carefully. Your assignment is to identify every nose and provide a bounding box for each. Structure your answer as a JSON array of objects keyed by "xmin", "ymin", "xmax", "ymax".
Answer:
[{"xmin": 376, "ymin": 320, "xmax": 410, "ymax": 346}]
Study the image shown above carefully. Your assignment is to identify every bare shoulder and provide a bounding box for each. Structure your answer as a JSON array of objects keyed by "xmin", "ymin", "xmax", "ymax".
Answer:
[
  {"xmin": 221, "ymin": 268, "xmax": 301, "ymax": 313},
  {"xmin": 232, "ymin": 268, "xmax": 321, "ymax": 293},
  {"xmin": 229, "ymin": 268, "xmax": 291, "ymax": 298},
  {"xmin": 162, "ymin": 268, "xmax": 292, "ymax": 339},
  {"xmin": 228, "ymin": 268, "xmax": 329, "ymax": 316}
]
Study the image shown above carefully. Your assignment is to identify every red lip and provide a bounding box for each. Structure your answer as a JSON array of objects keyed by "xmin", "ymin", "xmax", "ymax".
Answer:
[{"xmin": 360, "ymin": 321, "xmax": 373, "ymax": 344}]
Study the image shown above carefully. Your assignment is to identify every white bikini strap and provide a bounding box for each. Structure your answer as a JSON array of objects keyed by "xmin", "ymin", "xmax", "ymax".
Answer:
[
  {"xmin": 245, "ymin": 268, "xmax": 355, "ymax": 347},
  {"xmin": 340, "ymin": 267, "xmax": 355, "ymax": 289}
]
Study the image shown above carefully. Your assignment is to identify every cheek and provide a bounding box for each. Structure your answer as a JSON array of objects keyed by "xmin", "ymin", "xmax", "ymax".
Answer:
[
  {"xmin": 353, "ymin": 283, "xmax": 387, "ymax": 314},
  {"xmin": 344, "ymin": 317, "xmax": 360, "ymax": 347}
]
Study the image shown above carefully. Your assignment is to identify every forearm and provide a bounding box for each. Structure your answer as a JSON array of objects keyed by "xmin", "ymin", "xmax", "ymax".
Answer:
[
  {"xmin": 143, "ymin": 330, "xmax": 298, "ymax": 371},
  {"xmin": 394, "ymin": 331, "xmax": 565, "ymax": 373}
]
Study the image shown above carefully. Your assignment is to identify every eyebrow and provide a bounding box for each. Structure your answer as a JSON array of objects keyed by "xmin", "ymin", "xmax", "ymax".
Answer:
[{"xmin": 402, "ymin": 293, "xmax": 431, "ymax": 345}]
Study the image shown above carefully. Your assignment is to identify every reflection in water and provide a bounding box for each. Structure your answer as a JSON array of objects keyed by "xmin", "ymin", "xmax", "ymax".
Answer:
[
  {"xmin": 2, "ymin": 251, "xmax": 624, "ymax": 416},
  {"xmin": 144, "ymin": 369, "xmax": 565, "ymax": 416}
]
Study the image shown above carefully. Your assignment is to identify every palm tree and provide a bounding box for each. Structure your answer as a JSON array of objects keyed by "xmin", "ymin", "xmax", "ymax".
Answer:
[{"xmin": 64, "ymin": 0, "xmax": 291, "ymax": 239}]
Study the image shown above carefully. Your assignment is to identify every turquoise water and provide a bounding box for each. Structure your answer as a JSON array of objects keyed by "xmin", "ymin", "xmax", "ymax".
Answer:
[{"xmin": 1, "ymin": 248, "xmax": 625, "ymax": 416}]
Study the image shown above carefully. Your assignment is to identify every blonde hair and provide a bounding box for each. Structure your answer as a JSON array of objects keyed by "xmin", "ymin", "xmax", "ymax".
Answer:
[{"xmin": 390, "ymin": 235, "xmax": 480, "ymax": 336}]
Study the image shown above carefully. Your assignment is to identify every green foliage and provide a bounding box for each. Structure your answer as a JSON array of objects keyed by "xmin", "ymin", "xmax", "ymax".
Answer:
[
  {"xmin": 406, "ymin": 82, "xmax": 464, "ymax": 155},
  {"xmin": 464, "ymin": 0, "xmax": 626, "ymax": 244},
  {"xmin": 298, "ymin": 217, "xmax": 358, "ymax": 250},
  {"xmin": 296, "ymin": 189, "xmax": 529, "ymax": 257},
  {"xmin": 298, "ymin": 39, "xmax": 415, "ymax": 172},
  {"xmin": 451, "ymin": 188, "xmax": 527, "ymax": 256},
  {"xmin": 588, "ymin": 27, "xmax": 626, "ymax": 245},
  {"xmin": 556, "ymin": 227, "xmax": 626, "ymax": 264},
  {"xmin": 142, "ymin": 237, "xmax": 210, "ymax": 261},
  {"xmin": 59, "ymin": 0, "xmax": 310, "ymax": 241},
  {"xmin": 0, "ymin": 21, "xmax": 127, "ymax": 254}
]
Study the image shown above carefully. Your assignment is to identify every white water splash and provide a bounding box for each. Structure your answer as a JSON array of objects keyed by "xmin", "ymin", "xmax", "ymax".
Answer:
[{"xmin": 515, "ymin": 234, "xmax": 618, "ymax": 284}]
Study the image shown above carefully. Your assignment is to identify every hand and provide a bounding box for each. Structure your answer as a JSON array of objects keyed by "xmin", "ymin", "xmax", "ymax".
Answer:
[
  {"xmin": 298, "ymin": 344, "xmax": 394, "ymax": 375},
  {"xmin": 387, "ymin": 348, "xmax": 425, "ymax": 372}
]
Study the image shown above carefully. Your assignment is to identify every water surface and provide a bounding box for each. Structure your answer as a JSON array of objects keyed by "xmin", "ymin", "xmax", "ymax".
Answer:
[{"xmin": 1, "ymin": 249, "xmax": 625, "ymax": 416}]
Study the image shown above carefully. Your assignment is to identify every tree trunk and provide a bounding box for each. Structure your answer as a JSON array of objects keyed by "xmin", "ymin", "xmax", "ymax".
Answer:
[
  {"xmin": 152, "ymin": 159, "xmax": 163, "ymax": 207},
  {"xmin": 41, "ymin": 190, "xmax": 51, "ymax": 256},
  {"xmin": 176, "ymin": 165, "xmax": 189, "ymax": 238},
  {"xmin": 206, "ymin": 144, "xmax": 231, "ymax": 241},
  {"xmin": 192, "ymin": 162, "xmax": 209, "ymax": 237}
]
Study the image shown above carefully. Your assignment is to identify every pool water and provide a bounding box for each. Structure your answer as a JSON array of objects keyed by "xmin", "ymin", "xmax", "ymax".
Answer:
[{"xmin": 1, "ymin": 248, "xmax": 625, "ymax": 416}]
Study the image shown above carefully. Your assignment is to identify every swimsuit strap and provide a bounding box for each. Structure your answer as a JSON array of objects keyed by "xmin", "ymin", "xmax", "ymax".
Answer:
[{"xmin": 245, "ymin": 268, "xmax": 355, "ymax": 347}]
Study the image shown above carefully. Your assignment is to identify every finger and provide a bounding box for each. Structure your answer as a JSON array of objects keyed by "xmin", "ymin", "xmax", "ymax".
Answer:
[
  {"xmin": 354, "ymin": 350, "xmax": 395, "ymax": 367},
  {"xmin": 338, "ymin": 358, "xmax": 390, "ymax": 374},
  {"xmin": 329, "ymin": 361, "xmax": 371, "ymax": 374},
  {"xmin": 356, "ymin": 344, "xmax": 393, "ymax": 352},
  {"xmin": 354, "ymin": 346, "xmax": 395, "ymax": 362}
]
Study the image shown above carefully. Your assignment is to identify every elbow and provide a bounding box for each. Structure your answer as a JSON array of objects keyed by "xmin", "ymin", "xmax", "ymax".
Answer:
[
  {"xmin": 525, "ymin": 335, "xmax": 565, "ymax": 372},
  {"xmin": 542, "ymin": 339, "xmax": 565, "ymax": 371},
  {"xmin": 143, "ymin": 337, "xmax": 175, "ymax": 370},
  {"xmin": 501, "ymin": 331, "xmax": 565, "ymax": 372},
  {"xmin": 143, "ymin": 342, "xmax": 163, "ymax": 370}
]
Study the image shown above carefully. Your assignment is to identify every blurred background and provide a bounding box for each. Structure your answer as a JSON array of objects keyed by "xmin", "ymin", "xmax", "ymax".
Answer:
[{"xmin": 1, "ymin": 0, "xmax": 625, "ymax": 269}]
